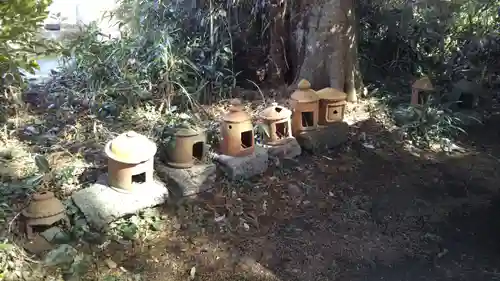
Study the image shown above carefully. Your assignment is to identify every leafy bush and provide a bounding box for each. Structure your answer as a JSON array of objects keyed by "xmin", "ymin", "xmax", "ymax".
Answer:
[
  {"xmin": 360, "ymin": 0, "xmax": 500, "ymax": 81},
  {"xmin": 0, "ymin": 0, "xmax": 53, "ymax": 88},
  {"xmin": 61, "ymin": 0, "xmax": 236, "ymax": 111},
  {"xmin": 394, "ymin": 102, "xmax": 465, "ymax": 147}
]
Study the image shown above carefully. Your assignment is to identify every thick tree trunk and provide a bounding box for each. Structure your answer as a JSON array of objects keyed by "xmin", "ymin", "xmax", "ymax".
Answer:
[{"xmin": 289, "ymin": 0, "xmax": 363, "ymax": 102}]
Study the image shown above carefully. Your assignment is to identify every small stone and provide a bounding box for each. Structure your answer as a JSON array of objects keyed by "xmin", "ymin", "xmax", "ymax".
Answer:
[
  {"xmin": 155, "ymin": 163, "xmax": 216, "ymax": 197},
  {"xmin": 40, "ymin": 227, "xmax": 70, "ymax": 244},
  {"xmin": 264, "ymin": 137, "xmax": 302, "ymax": 159},
  {"xmin": 104, "ymin": 258, "xmax": 117, "ymax": 269},
  {"xmin": 287, "ymin": 184, "xmax": 302, "ymax": 197},
  {"xmin": 24, "ymin": 126, "xmax": 39, "ymax": 135},
  {"xmin": 71, "ymin": 175, "xmax": 169, "ymax": 231},
  {"xmin": 215, "ymin": 145, "xmax": 269, "ymax": 180},
  {"xmin": 44, "ymin": 23, "xmax": 61, "ymax": 31},
  {"xmin": 44, "ymin": 244, "xmax": 77, "ymax": 266},
  {"xmin": 295, "ymin": 122, "xmax": 349, "ymax": 154},
  {"xmin": 23, "ymin": 235, "xmax": 53, "ymax": 254}
]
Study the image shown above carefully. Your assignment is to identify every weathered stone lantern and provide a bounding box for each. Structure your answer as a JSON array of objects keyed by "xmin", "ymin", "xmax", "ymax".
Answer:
[
  {"xmin": 104, "ymin": 131, "xmax": 157, "ymax": 191},
  {"xmin": 165, "ymin": 126, "xmax": 207, "ymax": 168},
  {"xmin": 316, "ymin": 87, "xmax": 347, "ymax": 125},
  {"xmin": 290, "ymin": 79, "xmax": 319, "ymax": 135},
  {"xmin": 411, "ymin": 77, "xmax": 434, "ymax": 105},
  {"xmin": 258, "ymin": 102, "xmax": 293, "ymax": 145},
  {"xmin": 220, "ymin": 99, "xmax": 254, "ymax": 157},
  {"xmin": 23, "ymin": 191, "xmax": 69, "ymax": 239}
]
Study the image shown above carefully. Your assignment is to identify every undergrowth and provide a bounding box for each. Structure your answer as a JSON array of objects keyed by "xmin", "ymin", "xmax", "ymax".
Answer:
[
  {"xmin": 59, "ymin": 0, "xmax": 237, "ymax": 113},
  {"xmin": 359, "ymin": 0, "xmax": 499, "ymax": 147}
]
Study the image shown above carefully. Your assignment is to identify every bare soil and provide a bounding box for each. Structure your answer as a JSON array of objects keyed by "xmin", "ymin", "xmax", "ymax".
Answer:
[
  {"xmin": 82, "ymin": 116, "xmax": 500, "ymax": 281},
  {"xmin": 7, "ymin": 92, "xmax": 500, "ymax": 281}
]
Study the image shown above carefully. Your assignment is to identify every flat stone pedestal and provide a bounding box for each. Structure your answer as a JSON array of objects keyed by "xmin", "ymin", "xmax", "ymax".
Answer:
[
  {"xmin": 215, "ymin": 145, "xmax": 269, "ymax": 180},
  {"xmin": 263, "ymin": 137, "xmax": 302, "ymax": 159},
  {"xmin": 295, "ymin": 122, "xmax": 349, "ymax": 153},
  {"xmin": 71, "ymin": 175, "xmax": 169, "ymax": 231},
  {"xmin": 155, "ymin": 163, "xmax": 216, "ymax": 197}
]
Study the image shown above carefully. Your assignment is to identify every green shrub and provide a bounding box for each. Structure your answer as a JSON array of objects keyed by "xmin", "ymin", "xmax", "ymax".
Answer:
[
  {"xmin": 61, "ymin": 0, "xmax": 236, "ymax": 111},
  {"xmin": 395, "ymin": 101, "xmax": 465, "ymax": 148},
  {"xmin": 0, "ymin": 0, "xmax": 54, "ymax": 88}
]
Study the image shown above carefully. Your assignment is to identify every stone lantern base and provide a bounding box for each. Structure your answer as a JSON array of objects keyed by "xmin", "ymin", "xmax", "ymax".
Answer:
[
  {"xmin": 295, "ymin": 122, "xmax": 349, "ymax": 154},
  {"xmin": 214, "ymin": 146, "xmax": 269, "ymax": 180},
  {"xmin": 261, "ymin": 137, "xmax": 302, "ymax": 160}
]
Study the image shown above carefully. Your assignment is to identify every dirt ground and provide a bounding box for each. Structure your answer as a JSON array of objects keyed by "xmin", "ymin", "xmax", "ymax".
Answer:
[
  {"xmin": 73, "ymin": 111, "xmax": 500, "ymax": 281},
  {"xmin": 5, "ymin": 96, "xmax": 500, "ymax": 281}
]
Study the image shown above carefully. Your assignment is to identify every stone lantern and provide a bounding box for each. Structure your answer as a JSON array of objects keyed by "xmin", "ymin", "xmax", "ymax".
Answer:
[
  {"xmin": 316, "ymin": 87, "xmax": 347, "ymax": 125},
  {"xmin": 258, "ymin": 102, "xmax": 293, "ymax": 145},
  {"xmin": 411, "ymin": 77, "xmax": 434, "ymax": 105},
  {"xmin": 290, "ymin": 79, "xmax": 319, "ymax": 136},
  {"xmin": 104, "ymin": 131, "xmax": 157, "ymax": 191},
  {"xmin": 164, "ymin": 126, "xmax": 207, "ymax": 168},
  {"xmin": 23, "ymin": 191, "xmax": 70, "ymax": 239},
  {"xmin": 220, "ymin": 99, "xmax": 254, "ymax": 157}
]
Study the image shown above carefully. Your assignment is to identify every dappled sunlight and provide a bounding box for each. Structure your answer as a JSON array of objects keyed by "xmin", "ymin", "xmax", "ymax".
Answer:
[
  {"xmin": 1, "ymin": 0, "xmax": 499, "ymax": 280},
  {"xmin": 0, "ymin": 136, "xmax": 37, "ymax": 181}
]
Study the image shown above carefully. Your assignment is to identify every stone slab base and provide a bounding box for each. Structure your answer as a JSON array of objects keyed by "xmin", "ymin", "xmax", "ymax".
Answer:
[
  {"xmin": 263, "ymin": 137, "xmax": 302, "ymax": 159},
  {"xmin": 215, "ymin": 145, "xmax": 269, "ymax": 180},
  {"xmin": 71, "ymin": 175, "xmax": 168, "ymax": 231},
  {"xmin": 296, "ymin": 122, "xmax": 349, "ymax": 153},
  {"xmin": 155, "ymin": 162, "xmax": 216, "ymax": 197}
]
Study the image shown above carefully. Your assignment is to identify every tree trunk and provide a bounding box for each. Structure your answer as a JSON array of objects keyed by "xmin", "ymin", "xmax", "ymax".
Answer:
[
  {"xmin": 289, "ymin": 0, "xmax": 363, "ymax": 102},
  {"xmin": 267, "ymin": 0, "xmax": 288, "ymax": 84}
]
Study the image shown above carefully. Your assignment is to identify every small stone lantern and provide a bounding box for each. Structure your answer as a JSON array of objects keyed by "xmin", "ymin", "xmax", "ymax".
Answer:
[
  {"xmin": 165, "ymin": 126, "xmax": 207, "ymax": 168},
  {"xmin": 290, "ymin": 79, "xmax": 320, "ymax": 135},
  {"xmin": 258, "ymin": 102, "xmax": 293, "ymax": 145},
  {"xmin": 220, "ymin": 99, "xmax": 254, "ymax": 157},
  {"xmin": 411, "ymin": 77, "xmax": 434, "ymax": 105},
  {"xmin": 23, "ymin": 191, "xmax": 69, "ymax": 239},
  {"xmin": 104, "ymin": 131, "xmax": 157, "ymax": 191},
  {"xmin": 316, "ymin": 87, "xmax": 347, "ymax": 125}
]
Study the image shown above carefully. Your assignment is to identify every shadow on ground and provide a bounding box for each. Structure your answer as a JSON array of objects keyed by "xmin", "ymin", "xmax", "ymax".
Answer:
[{"xmin": 75, "ymin": 118, "xmax": 500, "ymax": 281}]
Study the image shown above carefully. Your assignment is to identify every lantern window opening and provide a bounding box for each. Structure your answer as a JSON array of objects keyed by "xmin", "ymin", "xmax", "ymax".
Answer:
[
  {"xmin": 327, "ymin": 105, "xmax": 342, "ymax": 120},
  {"xmin": 275, "ymin": 121, "xmax": 288, "ymax": 139},
  {"xmin": 240, "ymin": 130, "xmax": 253, "ymax": 149},
  {"xmin": 458, "ymin": 93, "xmax": 474, "ymax": 109},
  {"xmin": 301, "ymin": 111, "xmax": 314, "ymax": 127},
  {"xmin": 132, "ymin": 172, "xmax": 146, "ymax": 184},
  {"xmin": 274, "ymin": 107, "xmax": 283, "ymax": 113},
  {"xmin": 31, "ymin": 224, "xmax": 52, "ymax": 234},
  {"xmin": 193, "ymin": 141, "xmax": 204, "ymax": 160}
]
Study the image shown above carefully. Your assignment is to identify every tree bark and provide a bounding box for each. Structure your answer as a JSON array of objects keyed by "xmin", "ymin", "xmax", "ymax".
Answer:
[
  {"xmin": 289, "ymin": 0, "xmax": 363, "ymax": 102},
  {"xmin": 267, "ymin": 0, "xmax": 288, "ymax": 84}
]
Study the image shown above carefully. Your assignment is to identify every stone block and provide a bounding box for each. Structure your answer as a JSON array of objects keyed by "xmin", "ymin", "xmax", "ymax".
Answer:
[
  {"xmin": 295, "ymin": 122, "xmax": 349, "ymax": 153},
  {"xmin": 263, "ymin": 137, "xmax": 302, "ymax": 159},
  {"xmin": 40, "ymin": 227, "xmax": 70, "ymax": 244},
  {"xmin": 71, "ymin": 175, "xmax": 168, "ymax": 231},
  {"xmin": 215, "ymin": 145, "xmax": 269, "ymax": 180},
  {"xmin": 155, "ymin": 162, "xmax": 216, "ymax": 197}
]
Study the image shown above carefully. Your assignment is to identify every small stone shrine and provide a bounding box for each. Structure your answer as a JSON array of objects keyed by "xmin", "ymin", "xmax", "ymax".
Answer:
[
  {"xmin": 156, "ymin": 124, "xmax": 216, "ymax": 197},
  {"xmin": 23, "ymin": 191, "xmax": 69, "ymax": 239},
  {"xmin": 164, "ymin": 125, "xmax": 207, "ymax": 168},
  {"xmin": 71, "ymin": 131, "xmax": 168, "ymax": 231},
  {"xmin": 411, "ymin": 76, "xmax": 434, "ymax": 105},
  {"xmin": 291, "ymin": 81, "xmax": 349, "ymax": 153},
  {"xmin": 316, "ymin": 87, "xmax": 347, "ymax": 125},
  {"xmin": 258, "ymin": 102, "xmax": 301, "ymax": 159},
  {"xmin": 215, "ymin": 99, "xmax": 268, "ymax": 180},
  {"xmin": 289, "ymin": 79, "xmax": 319, "ymax": 136},
  {"xmin": 104, "ymin": 131, "xmax": 156, "ymax": 191},
  {"xmin": 220, "ymin": 99, "xmax": 255, "ymax": 157}
]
